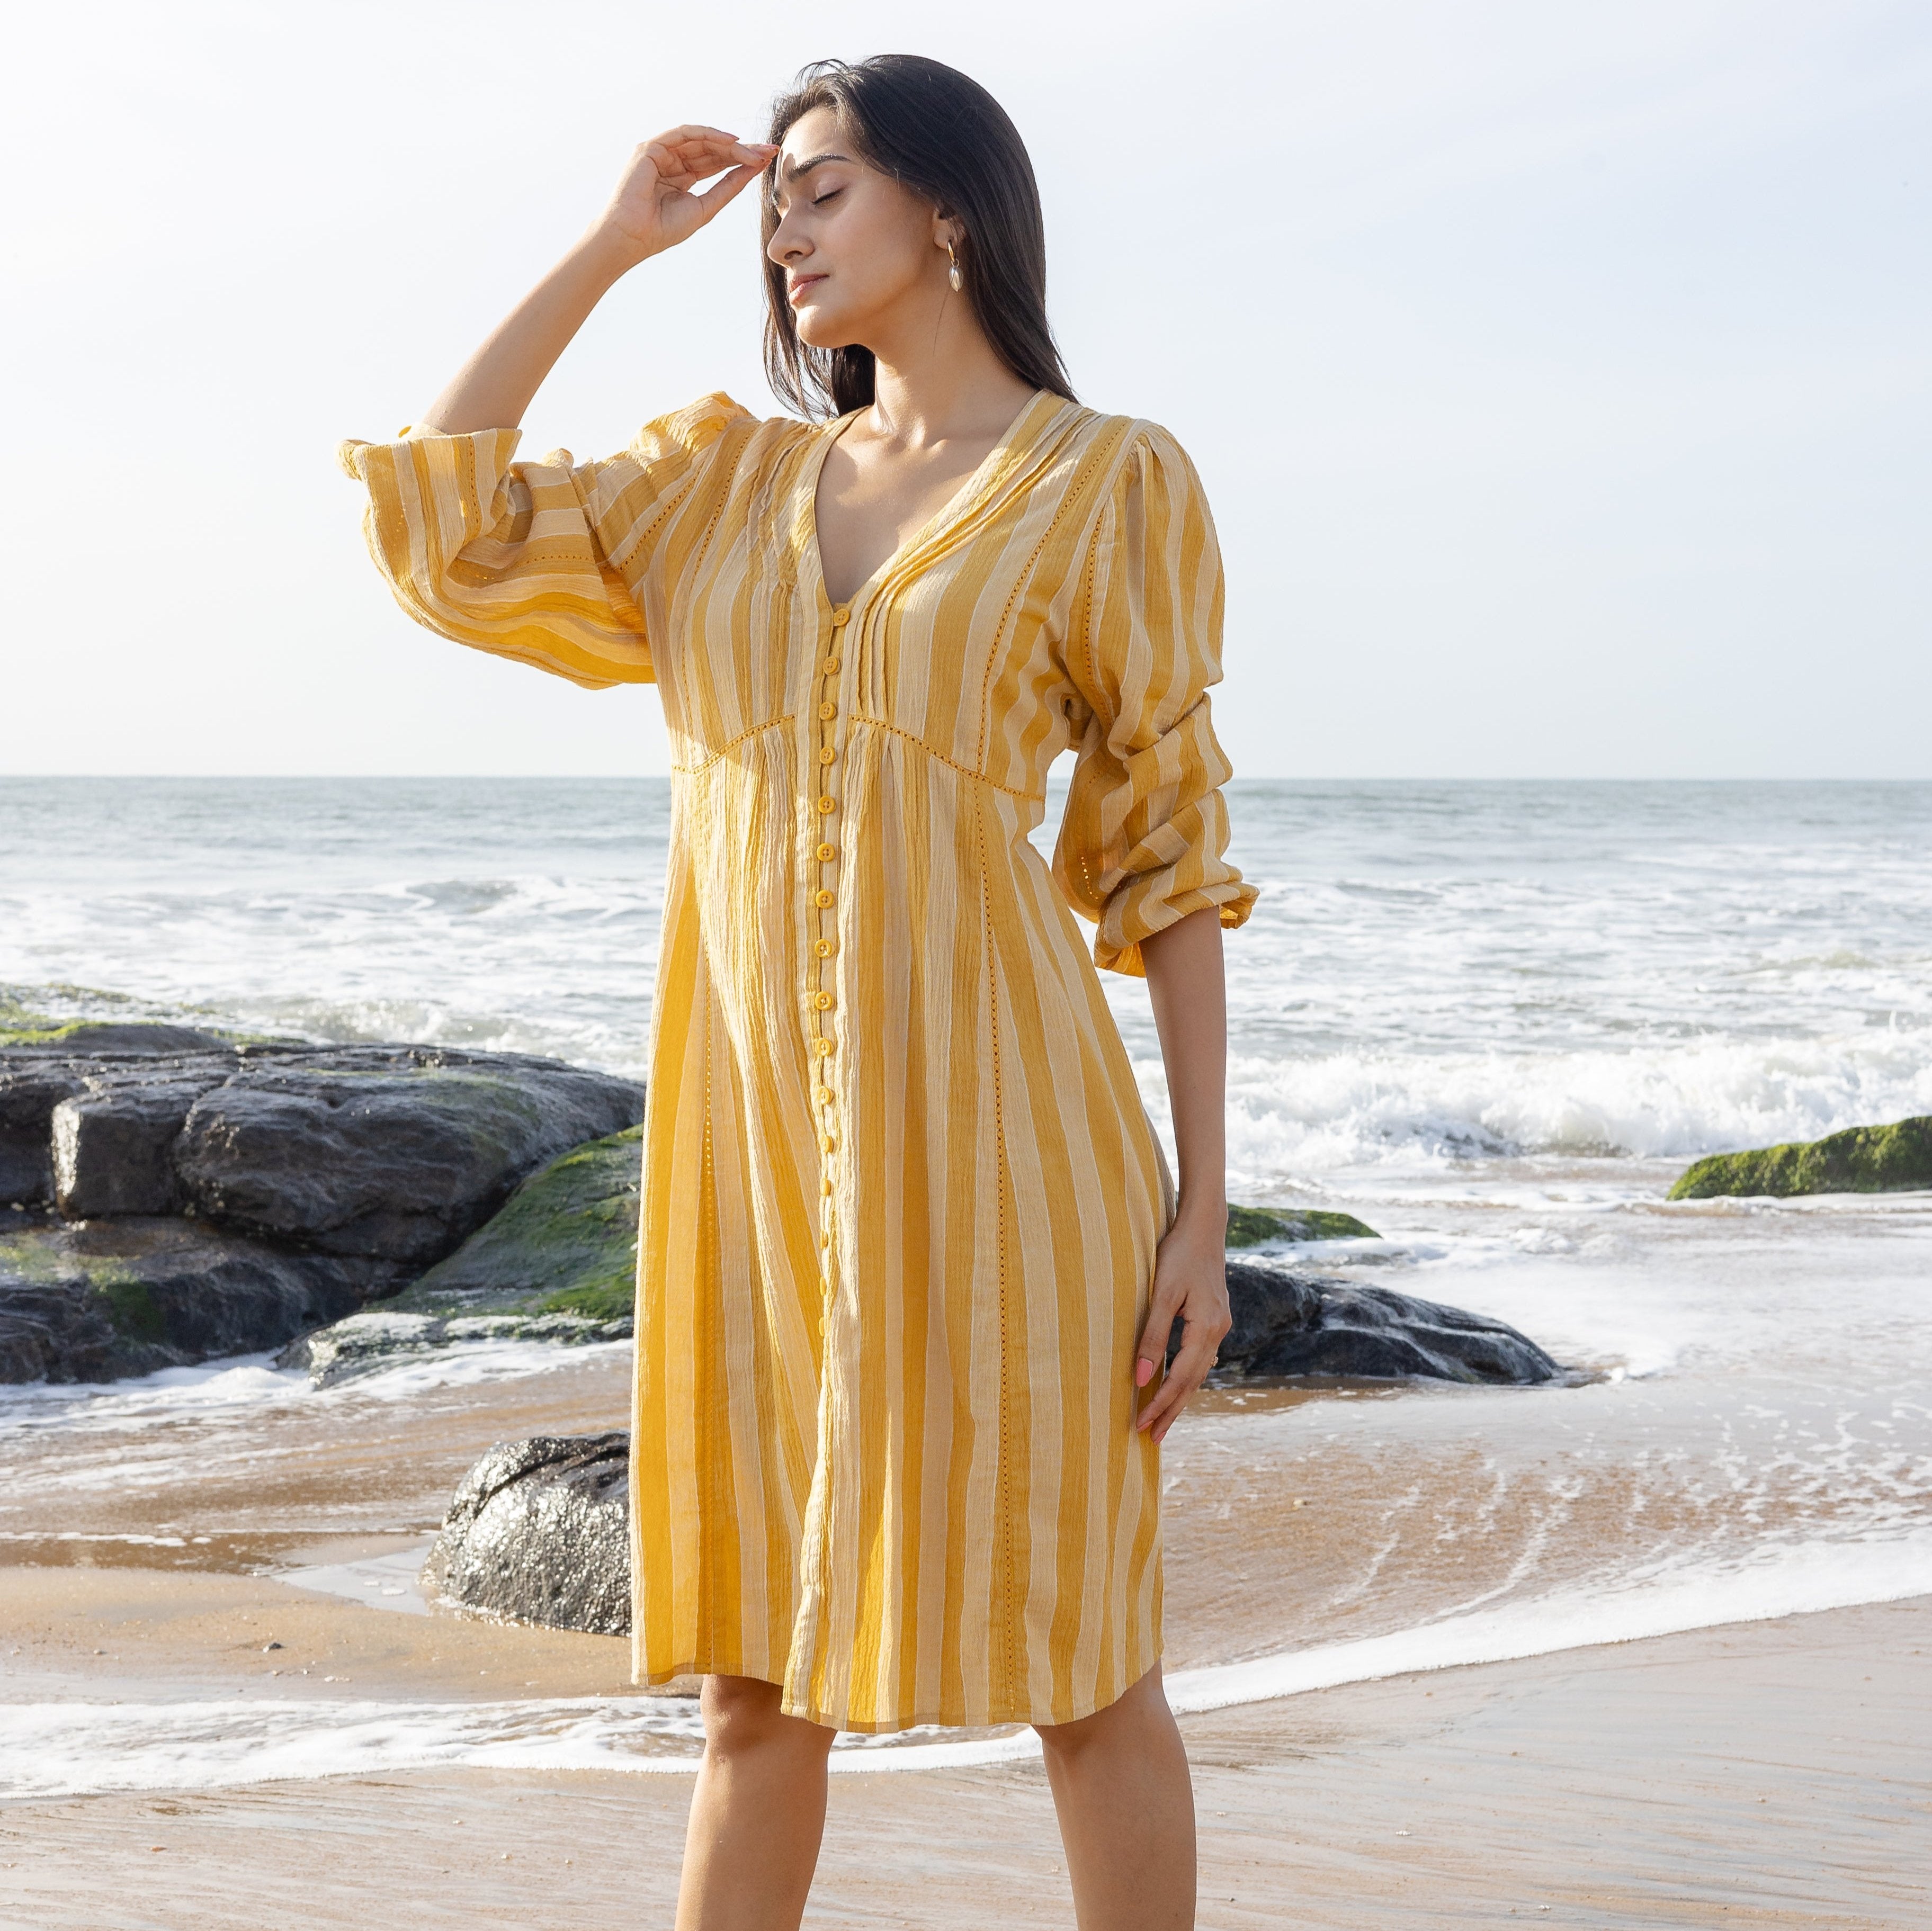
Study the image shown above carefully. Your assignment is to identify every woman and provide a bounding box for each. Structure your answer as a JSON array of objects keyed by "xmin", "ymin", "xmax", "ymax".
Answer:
[{"xmin": 342, "ymin": 53, "xmax": 1255, "ymax": 1930}]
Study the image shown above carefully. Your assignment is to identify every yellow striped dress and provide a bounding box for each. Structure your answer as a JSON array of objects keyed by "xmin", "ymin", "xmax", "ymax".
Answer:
[{"xmin": 339, "ymin": 388, "xmax": 1257, "ymax": 1732}]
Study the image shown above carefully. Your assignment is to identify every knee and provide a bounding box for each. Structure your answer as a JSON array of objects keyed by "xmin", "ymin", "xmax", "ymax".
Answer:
[
  {"xmin": 1033, "ymin": 1663, "xmax": 1168, "ymax": 1764},
  {"xmin": 1034, "ymin": 1693, "xmax": 1119, "ymax": 1765},
  {"xmin": 700, "ymin": 1674, "xmax": 834, "ymax": 1760}
]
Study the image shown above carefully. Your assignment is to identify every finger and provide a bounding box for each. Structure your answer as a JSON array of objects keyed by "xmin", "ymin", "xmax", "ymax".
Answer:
[
  {"xmin": 1135, "ymin": 1323, "xmax": 1220, "ymax": 1434},
  {"xmin": 1140, "ymin": 1366, "xmax": 1203, "ymax": 1442},
  {"xmin": 655, "ymin": 123, "xmax": 749, "ymax": 149},
  {"xmin": 694, "ymin": 162, "xmax": 772, "ymax": 220},
  {"xmin": 641, "ymin": 131, "xmax": 738, "ymax": 187},
  {"xmin": 1133, "ymin": 1296, "xmax": 1180, "ymax": 1388},
  {"xmin": 655, "ymin": 131, "xmax": 774, "ymax": 183}
]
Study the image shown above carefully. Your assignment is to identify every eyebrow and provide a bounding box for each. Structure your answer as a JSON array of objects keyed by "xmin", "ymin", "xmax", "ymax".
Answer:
[{"xmin": 780, "ymin": 150, "xmax": 853, "ymax": 181}]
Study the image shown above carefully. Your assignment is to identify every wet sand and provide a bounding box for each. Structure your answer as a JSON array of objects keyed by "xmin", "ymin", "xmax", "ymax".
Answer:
[
  {"xmin": 5, "ymin": 1197, "xmax": 1929, "ymax": 1926},
  {"xmin": 14, "ymin": 1312, "xmax": 1920, "ymax": 1691},
  {"xmin": 1, "ymin": 1589, "xmax": 1924, "ymax": 1928}
]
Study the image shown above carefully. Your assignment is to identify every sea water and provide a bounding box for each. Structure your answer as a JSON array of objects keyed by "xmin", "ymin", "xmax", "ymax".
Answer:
[
  {"xmin": 1, "ymin": 776, "xmax": 1928, "ymax": 1790},
  {"xmin": 5, "ymin": 777, "xmax": 1928, "ymax": 1173}
]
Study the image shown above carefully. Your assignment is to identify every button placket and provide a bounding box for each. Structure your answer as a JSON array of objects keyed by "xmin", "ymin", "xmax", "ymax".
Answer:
[{"xmin": 811, "ymin": 603, "xmax": 852, "ymax": 1333}]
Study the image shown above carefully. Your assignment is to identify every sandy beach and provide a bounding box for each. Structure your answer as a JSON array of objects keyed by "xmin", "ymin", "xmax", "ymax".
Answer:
[
  {"xmin": 2, "ymin": 1328, "xmax": 1927, "ymax": 1928},
  {"xmin": 5, "ymin": 779, "xmax": 1930, "ymax": 1925},
  {"xmin": 1, "ymin": 1569, "xmax": 1923, "ymax": 1928}
]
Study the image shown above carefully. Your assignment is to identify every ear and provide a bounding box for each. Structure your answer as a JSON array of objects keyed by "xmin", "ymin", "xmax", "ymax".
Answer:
[{"xmin": 930, "ymin": 206, "xmax": 963, "ymax": 252}]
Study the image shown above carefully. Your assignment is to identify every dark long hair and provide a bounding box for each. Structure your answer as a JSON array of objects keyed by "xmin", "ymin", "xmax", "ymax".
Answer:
[{"xmin": 762, "ymin": 55, "xmax": 1075, "ymax": 419}]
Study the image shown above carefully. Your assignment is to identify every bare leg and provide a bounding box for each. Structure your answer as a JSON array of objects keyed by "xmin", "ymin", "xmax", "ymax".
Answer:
[
  {"xmin": 673, "ymin": 1674, "xmax": 837, "ymax": 1931},
  {"xmin": 1034, "ymin": 1660, "xmax": 1197, "ymax": 1930}
]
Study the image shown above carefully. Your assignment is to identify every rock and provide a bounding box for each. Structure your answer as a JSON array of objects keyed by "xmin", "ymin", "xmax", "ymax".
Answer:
[
  {"xmin": 0, "ymin": 1037, "xmax": 643, "ymax": 1254},
  {"xmin": 1224, "ymin": 1205, "xmax": 1380, "ymax": 1247},
  {"xmin": 395, "ymin": 1125, "xmax": 641, "ymax": 1318},
  {"xmin": 427, "ymin": 1256, "xmax": 1574, "ymax": 1638},
  {"xmin": 294, "ymin": 1190, "xmax": 1561, "ymax": 1392},
  {"xmin": 1668, "ymin": 1116, "xmax": 1932, "ymax": 1200},
  {"xmin": 1177, "ymin": 1259, "xmax": 1567, "ymax": 1385},
  {"xmin": 52, "ymin": 1073, "xmax": 234, "ymax": 1216},
  {"xmin": 2, "ymin": 1034, "xmax": 246, "ymax": 1208},
  {"xmin": 0, "ymin": 1217, "xmax": 397, "ymax": 1384},
  {"xmin": 279, "ymin": 1125, "xmax": 642, "ymax": 1384},
  {"xmin": 175, "ymin": 1050, "xmax": 642, "ymax": 1264},
  {"xmin": 0, "ymin": 1020, "xmax": 244, "ymax": 1056},
  {"xmin": 0, "ymin": 1065, "xmax": 90, "ymax": 1206},
  {"xmin": 1212, "ymin": 1260, "xmax": 1326, "ymax": 1368},
  {"xmin": 0, "ymin": 1029, "xmax": 643, "ymax": 1384},
  {"xmin": 423, "ymin": 1434, "xmax": 632, "ymax": 1636}
]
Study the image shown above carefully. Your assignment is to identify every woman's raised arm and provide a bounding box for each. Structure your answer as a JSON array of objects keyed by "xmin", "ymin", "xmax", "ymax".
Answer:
[{"xmin": 419, "ymin": 127, "xmax": 775, "ymax": 435}]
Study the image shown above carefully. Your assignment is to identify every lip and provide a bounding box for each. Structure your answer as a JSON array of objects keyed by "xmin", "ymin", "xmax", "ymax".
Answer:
[{"xmin": 787, "ymin": 273, "xmax": 828, "ymax": 307}]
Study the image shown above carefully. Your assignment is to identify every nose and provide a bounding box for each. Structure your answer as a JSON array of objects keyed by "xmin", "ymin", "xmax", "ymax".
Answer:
[{"xmin": 767, "ymin": 210, "xmax": 810, "ymax": 267}]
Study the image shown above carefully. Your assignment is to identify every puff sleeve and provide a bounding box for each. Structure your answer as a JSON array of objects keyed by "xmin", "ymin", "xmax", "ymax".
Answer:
[
  {"xmin": 1051, "ymin": 424, "xmax": 1258, "ymax": 976},
  {"xmin": 336, "ymin": 392, "xmax": 756, "ymax": 689}
]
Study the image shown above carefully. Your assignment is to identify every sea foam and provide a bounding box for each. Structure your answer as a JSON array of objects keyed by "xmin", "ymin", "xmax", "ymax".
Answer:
[{"xmin": 6, "ymin": 1532, "xmax": 1927, "ymax": 1795}]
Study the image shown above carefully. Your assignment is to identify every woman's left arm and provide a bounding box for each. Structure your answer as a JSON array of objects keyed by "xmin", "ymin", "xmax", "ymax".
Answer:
[{"xmin": 1133, "ymin": 904, "xmax": 1233, "ymax": 1442}]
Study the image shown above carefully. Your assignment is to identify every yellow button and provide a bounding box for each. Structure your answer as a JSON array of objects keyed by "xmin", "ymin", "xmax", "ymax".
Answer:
[
  {"xmin": 821, "ymin": 656, "xmax": 840, "ymax": 675},
  {"xmin": 813, "ymin": 990, "xmax": 834, "ymax": 1011},
  {"xmin": 830, "ymin": 607, "xmax": 851, "ymax": 627},
  {"xmin": 818, "ymin": 702, "xmax": 837, "ymax": 722},
  {"xmin": 813, "ymin": 1084, "xmax": 834, "ymax": 1105},
  {"xmin": 821, "ymin": 1178, "xmax": 834, "ymax": 1197},
  {"xmin": 821, "ymin": 1134, "xmax": 836, "ymax": 1153},
  {"xmin": 821, "ymin": 1231, "xmax": 831, "ymax": 1248},
  {"xmin": 816, "ymin": 796, "xmax": 836, "ymax": 814},
  {"xmin": 815, "ymin": 841, "xmax": 836, "ymax": 862},
  {"xmin": 815, "ymin": 1036, "xmax": 835, "ymax": 1057},
  {"xmin": 815, "ymin": 887, "xmax": 835, "ymax": 908},
  {"xmin": 819, "ymin": 746, "xmax": 837, "ymax": 766},
  {"xmin": 815, "ymin": 938, "xmax": 836, "ymax": 957}
]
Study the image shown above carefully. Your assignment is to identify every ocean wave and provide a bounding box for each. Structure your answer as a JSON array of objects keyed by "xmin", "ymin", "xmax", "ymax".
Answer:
[
  {"xmin": 1177, "ymin": 1030, "xmax": 1932, "ymax": 1181},
  {"xmin": 7, "ymin": 1531, "xmax": 1927, "ymax": 1794},
  {"xmin": 0, "ymin": 1340, "xmax": 631, "ymax": 1456}
]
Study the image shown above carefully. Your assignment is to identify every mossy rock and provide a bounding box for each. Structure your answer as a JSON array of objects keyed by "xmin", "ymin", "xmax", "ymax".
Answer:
[
  {"xmin": 1226, "ymin": 1205, "xmax": 1380, "ymax": 1247},
  {"xmin": 386, "ymin": 1122, "xmax": 642, "ymax": 1319},
  {"xmin": 276, "ymin": 1125, "xmax": 644, "ymax": 1386},
  {"xmin": 0, "ymin": 995, "xmax": 58, "ymax": 1042},
  {"xmin": 1668, "ymin": 1116, "xmax": 1932, "ymax": 1200},
  {"xmin": 1, "ymin": 1218, "xmax": 384, "ymax": 1384},
  {"xmin": 0, "ymin": 1016, "xmax": 240, "ymax": 1053}
]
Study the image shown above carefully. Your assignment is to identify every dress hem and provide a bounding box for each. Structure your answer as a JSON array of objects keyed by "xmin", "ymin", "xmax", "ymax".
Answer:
[{"xmin": 630, "ymin": 1649, "xmax": 1165, "ymax": 1736}]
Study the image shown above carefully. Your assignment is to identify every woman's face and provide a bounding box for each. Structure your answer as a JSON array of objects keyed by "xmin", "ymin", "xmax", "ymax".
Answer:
[{"xmin": 767, "ymin": 104, "xmax": 954, "ymax": 350}]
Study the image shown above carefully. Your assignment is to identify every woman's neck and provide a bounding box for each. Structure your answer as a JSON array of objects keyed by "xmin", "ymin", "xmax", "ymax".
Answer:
[{"xmin": 858, "ymin": 312, "xmax": 1037, "ymax": 453}]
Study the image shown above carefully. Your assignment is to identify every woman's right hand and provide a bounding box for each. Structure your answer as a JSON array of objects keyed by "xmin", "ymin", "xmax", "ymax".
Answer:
[
  {"xmin": 594, "ymin": 126, "xmax": 779, "ymax": 268},
  {"xmin": 415, "ymin": 126, "xmax": 776, "ymax": 437}
]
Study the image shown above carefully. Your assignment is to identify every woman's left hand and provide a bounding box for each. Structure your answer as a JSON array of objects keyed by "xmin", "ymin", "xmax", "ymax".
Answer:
[{"xmin": 1132, "ymin": 1209, "xmax": 1232, "ymax": 1443}]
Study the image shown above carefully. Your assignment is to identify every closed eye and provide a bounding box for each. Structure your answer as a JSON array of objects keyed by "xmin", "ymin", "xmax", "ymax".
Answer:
[{"xmin": 812, "ymin": 188, "xmax": 842, "ymax": 207}]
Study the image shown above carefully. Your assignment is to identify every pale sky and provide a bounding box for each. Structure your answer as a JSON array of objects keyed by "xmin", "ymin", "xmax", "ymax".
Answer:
[{"xmin": 3, "ymin": 1, "xmax": 1927, "ymax": 778}]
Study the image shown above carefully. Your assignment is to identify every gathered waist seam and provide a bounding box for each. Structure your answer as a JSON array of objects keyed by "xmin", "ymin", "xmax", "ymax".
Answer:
[
  {"xmin": 848, "ymin": 713, "xmax": 1044, "ymax": 803},
  {"xmin": 670, "ymin": 714, "xmax": 796, "ymax": 776}
]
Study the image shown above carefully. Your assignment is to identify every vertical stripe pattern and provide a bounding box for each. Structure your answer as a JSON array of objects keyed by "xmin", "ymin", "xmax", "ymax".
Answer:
[{"xmin": 340, "ymin": 389, "xmax": 1257, "ymax": 1732}]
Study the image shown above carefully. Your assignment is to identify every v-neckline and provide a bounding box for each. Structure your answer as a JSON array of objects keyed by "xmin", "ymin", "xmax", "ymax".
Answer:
[{"xmin": 804, "ymin": 389, "xmax": 1056, "ymax": 616}]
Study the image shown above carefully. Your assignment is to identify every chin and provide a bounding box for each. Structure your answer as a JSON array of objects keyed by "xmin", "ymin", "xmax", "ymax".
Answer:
[{"xmin": 794, "ymin": 313, "xmax": 862, "ymax": 352}]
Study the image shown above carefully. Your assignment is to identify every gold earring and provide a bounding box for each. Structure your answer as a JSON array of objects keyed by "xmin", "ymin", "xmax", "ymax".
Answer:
[{"xmin": 946, "ymin": 239, "xmax": 963, "ymax": 292}]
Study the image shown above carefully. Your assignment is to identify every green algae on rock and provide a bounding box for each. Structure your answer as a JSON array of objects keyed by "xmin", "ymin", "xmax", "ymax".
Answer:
[
  {"xmin": 0, "ymin": 1216, "xmax": 389, "ymax": 1382},
  {"xmin": 0, "ymin": 1016, "xmax": 244, "ymax": 1053},
  {"xmin": 1667, "ymin": 1116, "xmax": 1932, "ymax": 1200},
  {"xmin": 401, "ymin": 1122, "xmax": 641, "ymax": 1316},
  {"xmin": 1225, "ymin": 1205, "xmax": 1381, "ymax": 1247},
  {"xmin": 278, "ymin": 1124, "xmax": 643, "ymax": 1386}
]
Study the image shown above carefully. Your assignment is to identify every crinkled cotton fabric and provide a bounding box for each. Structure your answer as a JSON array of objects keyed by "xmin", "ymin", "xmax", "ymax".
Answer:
[{"xmin": 340, "ymin": 388, "xmax": 1256, "ymax": 1731}]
